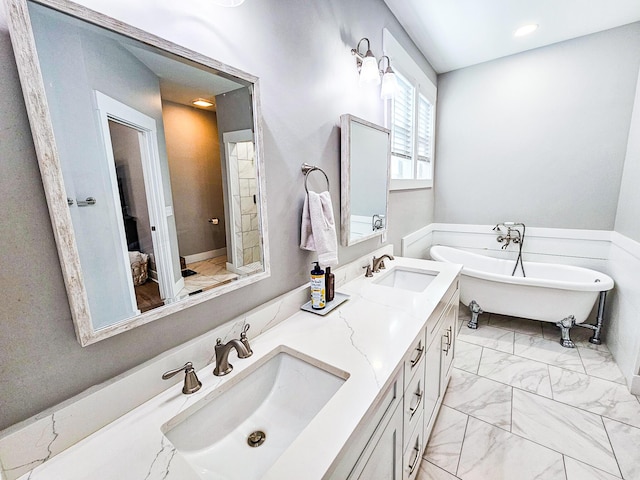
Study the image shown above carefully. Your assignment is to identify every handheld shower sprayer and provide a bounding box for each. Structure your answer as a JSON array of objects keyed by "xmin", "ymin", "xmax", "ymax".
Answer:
[{"xmin": 494, "ymin": 222, "xmax": 527, "ymax": 276}]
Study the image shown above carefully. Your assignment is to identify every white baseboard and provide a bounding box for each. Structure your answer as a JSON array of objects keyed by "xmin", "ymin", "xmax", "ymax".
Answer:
[{"xmin": 183, "ymin": 247, "xmax": 227, "ymax": 265}]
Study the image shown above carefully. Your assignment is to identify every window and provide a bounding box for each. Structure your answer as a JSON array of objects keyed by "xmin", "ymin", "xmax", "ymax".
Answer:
[{"xmin": 384, "ymin": 29, "xmax": 437, "ymax": 190}]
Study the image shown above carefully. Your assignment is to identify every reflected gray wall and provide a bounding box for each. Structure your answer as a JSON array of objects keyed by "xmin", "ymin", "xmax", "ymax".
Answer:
[
  {"xmin": 434, "ymin": 23, "xmax": 640, "ymax": 229},
  {"xmin": 350, "ymin": 121, "xmax": 388, "ymax": 217},
  {"xmin": 0, "ymin": 0, "xmax": 435, "ymax": 429},
  {"xmin": 163, "ymin": 101, "xmax": 226, "ymax": 256}
]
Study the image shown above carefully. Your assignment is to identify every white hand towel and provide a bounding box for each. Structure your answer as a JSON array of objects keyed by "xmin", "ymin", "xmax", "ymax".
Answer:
[{"xmin": 300, "ymin": 191, "xmax": 338, "ymax": 267}]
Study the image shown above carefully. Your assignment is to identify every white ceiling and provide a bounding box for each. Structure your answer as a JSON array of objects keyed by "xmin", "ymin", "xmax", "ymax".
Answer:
[{"xmin": 382, "ymin": 0, "xmax": 640, "ymax": 73}]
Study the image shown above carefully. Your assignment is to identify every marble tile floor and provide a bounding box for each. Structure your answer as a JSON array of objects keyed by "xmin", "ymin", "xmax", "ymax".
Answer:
[
  {"xmin": 418, "ymin": 307, "xmax": 640, "ymax": 480},
  {"xmin": 179, "ymin": 256, "xmax": 239, "ymax": 295}
]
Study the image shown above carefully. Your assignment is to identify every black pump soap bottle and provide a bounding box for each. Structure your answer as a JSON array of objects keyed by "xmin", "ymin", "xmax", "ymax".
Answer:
[{"xmin": 310, "ymin": 262, "xmax": 326, "ymax": 309}]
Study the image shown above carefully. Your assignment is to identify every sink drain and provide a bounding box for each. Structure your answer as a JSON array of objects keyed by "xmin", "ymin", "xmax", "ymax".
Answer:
[{"xmin": 247, "ymin": 430, "xmax": 266, "ymax": 448}]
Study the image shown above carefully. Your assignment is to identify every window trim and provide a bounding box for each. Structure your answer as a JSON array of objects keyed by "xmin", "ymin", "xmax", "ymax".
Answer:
[{"xmin": 383, "ymin": 29, "xmax": 436, "ymax": 191}]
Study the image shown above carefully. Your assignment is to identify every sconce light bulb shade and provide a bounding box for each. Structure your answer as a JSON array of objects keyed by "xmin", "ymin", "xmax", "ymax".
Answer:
[
  {"xmin": 380, "ymin": 70, "xmax": 397, "ymax": 100},
  {"xmin": 359, "ymin": 54, "xmax": 381, "ymax": 86}
]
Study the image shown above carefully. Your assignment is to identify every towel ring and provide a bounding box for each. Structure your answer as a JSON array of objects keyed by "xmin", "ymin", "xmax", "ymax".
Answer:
[{"xmin": 301, "ymin": 163, "xmax": 330, "ymax": 193}]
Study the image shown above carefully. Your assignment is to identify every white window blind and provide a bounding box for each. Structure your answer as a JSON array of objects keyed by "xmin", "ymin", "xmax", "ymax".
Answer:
[
  {"xmin": 417, "ymin": 93, "xmax": 432, "ymax": 163},
  {"xmin": 416, "ymin": 93, "xmax": 433, "ymax": 180},
  {"xmin": 391, "ymin": 73, "xmax": 414, "ymax": 161},
  {"xmin": 383, "ymin": 28, "xmax": 437, "ymax": 189}
]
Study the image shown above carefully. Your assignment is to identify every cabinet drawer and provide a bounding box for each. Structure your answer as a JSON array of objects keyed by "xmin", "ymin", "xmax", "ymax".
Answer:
[
  {"xmin": 403, "ymin": 331, "xmax": 425, "ymax": 386},
  {"xmin": 402, "ymin": 411, "xmax": 425, "ymax": 480},
  {"xmin": 403, "ymin": 359, "xmax": 425, "ymax": 452}
]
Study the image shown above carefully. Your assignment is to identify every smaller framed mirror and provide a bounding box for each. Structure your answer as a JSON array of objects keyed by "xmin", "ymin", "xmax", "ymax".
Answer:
[{"xmin": 340, "ymin": 114, "xmax": 391, "ymax": 246}]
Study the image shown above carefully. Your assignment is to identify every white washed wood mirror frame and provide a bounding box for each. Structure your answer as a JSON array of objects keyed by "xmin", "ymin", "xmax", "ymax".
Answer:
[
  {"xmin": 4, "ymin": 0, "xmax": 270, "ymax": 346},
  {"xmin": 340, "ymin": 114, "xmax": 391, "ymax": 246}
]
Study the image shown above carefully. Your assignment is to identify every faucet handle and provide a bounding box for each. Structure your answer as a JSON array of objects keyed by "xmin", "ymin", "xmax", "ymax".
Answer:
[
  {"xmin": 363, "ymin": 265, "xmax": 373, "ymax": 277},
  {"xmin": 162, "ymin": 362, "xmax": 202, "ymax": 395},
  {"xmin": 240, "ymin": 324, "xmax": 253, "ymax": 358}
]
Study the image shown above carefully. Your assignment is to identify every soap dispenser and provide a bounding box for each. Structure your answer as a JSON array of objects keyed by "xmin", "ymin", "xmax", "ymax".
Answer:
[{"xmin": 310, "ymin": 262, "xmax": 326, "ymax": 309}]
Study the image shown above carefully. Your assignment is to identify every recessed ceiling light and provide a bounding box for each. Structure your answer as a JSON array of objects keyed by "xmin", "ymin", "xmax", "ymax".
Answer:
[
  {"xmin": 514, "ymin": 24, "xmax": 539, "ymax": 37},
  {"xmin": 192, "ymin": 98, "xmax": 214, "ymax": 108}
]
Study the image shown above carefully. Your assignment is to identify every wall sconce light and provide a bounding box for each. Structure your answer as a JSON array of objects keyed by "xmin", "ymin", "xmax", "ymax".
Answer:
[
  {"xmin": 351, "ymin": 38, "xmax": 380, "ymax": 86},
  {"xmin": 378, "ymin": 56, "xmax": 397, "ymax": 100}
]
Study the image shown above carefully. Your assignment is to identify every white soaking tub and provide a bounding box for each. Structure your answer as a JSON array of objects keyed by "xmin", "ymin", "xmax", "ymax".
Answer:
[{"xmin": 429, "ymin": 245, "xmax": 614, "ymax": 347}]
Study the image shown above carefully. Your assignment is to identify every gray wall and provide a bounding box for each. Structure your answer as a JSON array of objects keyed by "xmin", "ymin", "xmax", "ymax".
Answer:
[
  {"xmin": 0, "ymin": 0, "xmax": 435, "ymax": 429},
  {"xmin": 615, "ymin": 66, "xmax": 640, "ymax": 242},
  {"xmin": 434, "ymin": 23, "xmax": 640, "ymax": 229}
]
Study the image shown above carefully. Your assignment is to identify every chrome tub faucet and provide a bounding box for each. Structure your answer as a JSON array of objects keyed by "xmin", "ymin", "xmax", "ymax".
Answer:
[{"xmin": 213, "ymin": 324, "xmax": 253, "ymax": 376}]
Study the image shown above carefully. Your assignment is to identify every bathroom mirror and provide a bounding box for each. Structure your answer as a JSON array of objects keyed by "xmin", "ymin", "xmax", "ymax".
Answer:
[
  {"xmin": 5, "ymin": 0, "xmax": 270, "ymax": 345},
  {"xmin": 340, "ymin": 114, "xmax": 390, "ymax": 246}
]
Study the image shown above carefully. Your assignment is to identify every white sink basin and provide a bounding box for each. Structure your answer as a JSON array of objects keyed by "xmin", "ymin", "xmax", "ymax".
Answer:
[
  {"xmin": 374, "ymin": 267, "xmax": 438, "ymax": 292},
  {"xmin": 162, "ymin": 349, "xmax": 348, "ymax": 480}
]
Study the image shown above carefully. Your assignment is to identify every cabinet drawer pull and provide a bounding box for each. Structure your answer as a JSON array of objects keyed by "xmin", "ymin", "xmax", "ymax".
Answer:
[
  {"xmin": 408, "ymin": 443, "xmax": 421, "ymax": 475},
  {"xmin": 409, "ymin": 390, "xmax": 423, "ymax": 417},
  {"xmin": 410, "ymin": 345, "xmax": 424, "ymax": 367}
]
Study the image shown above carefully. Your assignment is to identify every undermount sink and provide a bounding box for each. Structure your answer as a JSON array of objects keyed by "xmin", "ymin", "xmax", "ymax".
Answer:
[
  {"xmin": 374, "ymin": 267, "xmax": 438, "ymax": 292},
  {"xmin": 162, "ymin": 348, "xmax": 348, "ymax": 480}
]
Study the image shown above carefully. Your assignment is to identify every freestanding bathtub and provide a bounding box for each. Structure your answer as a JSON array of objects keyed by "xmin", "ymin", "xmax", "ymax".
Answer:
[{"xmin": 429, "ymin": 245, "xmax": 614, "ymax": 348}]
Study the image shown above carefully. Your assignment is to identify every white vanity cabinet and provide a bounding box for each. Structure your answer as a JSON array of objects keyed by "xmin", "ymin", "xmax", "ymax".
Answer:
[{"xmin": 329, "ymin": 278, "xmax": 460, "ymax": 480}]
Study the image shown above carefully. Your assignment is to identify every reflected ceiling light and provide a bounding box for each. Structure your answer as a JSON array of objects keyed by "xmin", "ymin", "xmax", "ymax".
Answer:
[
  {"xmin": 378, "ymin": 56, "xmax": 397, "ymax": 100},
  {"xmin": 212, "ymin": 0, "xmax": 245, "ymax": 6},
  {"xmin": 192, "ymin": 98, "xmax": 214, "ymax": 107},
  {"xmin": 514, "ymin": 24, "xmax": 539, "ymax": 37},
  {"xmin": 351, "ymin": 38, "xmax": 380, "ymax": 86}
]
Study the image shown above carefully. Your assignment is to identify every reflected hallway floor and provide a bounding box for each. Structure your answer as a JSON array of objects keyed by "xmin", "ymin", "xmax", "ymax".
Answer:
[
  {"xmin": 418, "ymin": 306, "xmax": 640, "ymax": 480},
  {"xmin": 178, "ymin": 255, "xmax": 239, "ymax": 296}
]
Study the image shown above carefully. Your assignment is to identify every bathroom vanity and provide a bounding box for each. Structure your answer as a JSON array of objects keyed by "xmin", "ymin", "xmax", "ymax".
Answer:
[{"xmin": 1, "ymin": 255, "xmax": 460, "ymax": 480}]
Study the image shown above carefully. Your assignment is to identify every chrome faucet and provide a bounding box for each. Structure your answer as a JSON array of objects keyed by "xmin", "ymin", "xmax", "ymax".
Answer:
[
  {"xmin": 372, "ymin": 254, "xmax": 394, "ymax": 273},
  {"xmin": 213, "ymin": 325, "xmax": 253, "ymax": 376}
]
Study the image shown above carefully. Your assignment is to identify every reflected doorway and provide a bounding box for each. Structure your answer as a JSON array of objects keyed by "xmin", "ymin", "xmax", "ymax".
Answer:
[
  {"xmin": 223, "ymin": 130, "xmax": 261, "ymax": 275},
  {"xmin": 108, "ymin": 120, "xmax": 164, "ymax": 313}
]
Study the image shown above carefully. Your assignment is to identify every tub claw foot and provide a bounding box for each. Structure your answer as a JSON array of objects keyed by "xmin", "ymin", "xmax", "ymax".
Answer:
[
  {"xmin": 556, "ymin": 315, "xmax": 576, "ymax": 348},
  {"xmin": 468, "ymin": 300, "xmax": 483, "ymax": 329}
]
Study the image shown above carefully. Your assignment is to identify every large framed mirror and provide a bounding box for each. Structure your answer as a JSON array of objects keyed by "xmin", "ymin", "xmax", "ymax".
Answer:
[
  {"xmin": 340, "ymin": 114, "xmax": 390, "ymax": 246},
  {"xmin": 5, "ymin": 0, "xmax": 270, "ymax": 345}
]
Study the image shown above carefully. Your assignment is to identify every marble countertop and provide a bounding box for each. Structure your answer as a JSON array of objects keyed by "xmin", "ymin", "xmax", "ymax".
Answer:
[{"xmin": 19, "ymin": 257, "xmax": 461, "ymax": 480}]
